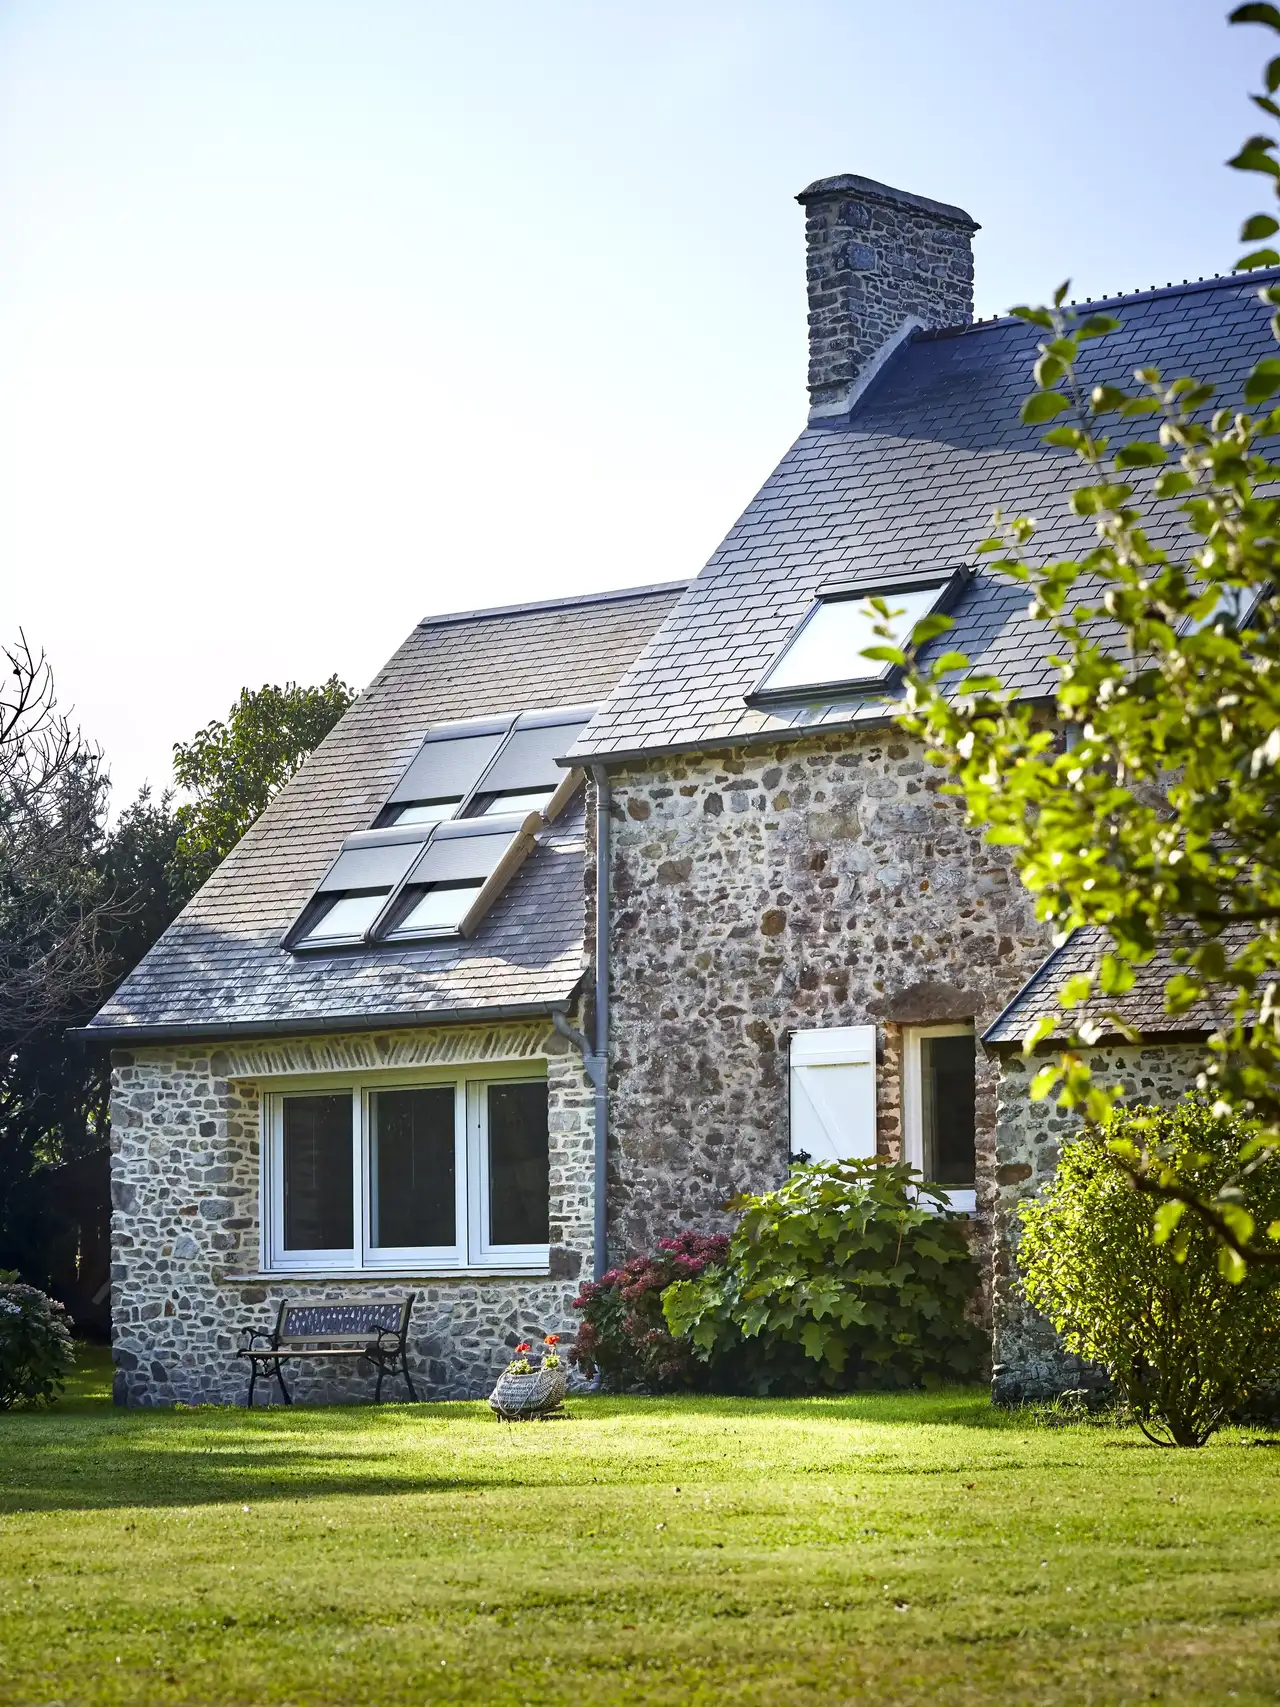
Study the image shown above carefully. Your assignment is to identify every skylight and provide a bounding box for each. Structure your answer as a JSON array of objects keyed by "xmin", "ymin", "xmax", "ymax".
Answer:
[
  {"xmin": 750, "ymin": 568, "xmax": 970, "ymax": 704},
  {"xmin": 285, "ymin": 703, "xmax": 596, "ymax": 954}
]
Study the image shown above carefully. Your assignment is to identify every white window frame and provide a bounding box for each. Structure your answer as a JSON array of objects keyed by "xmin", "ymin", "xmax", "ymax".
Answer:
[
  {"xmin": 260, "ymin": 1061, "xmax": 549, "ymax": 1274},
  {"xmin": 467, "ymin": 1079, "xmax": 553, "ymax": 1268},
  {"xmin": 901, "ymin": 1023, "xmax": 976, "ymax": 1214}
]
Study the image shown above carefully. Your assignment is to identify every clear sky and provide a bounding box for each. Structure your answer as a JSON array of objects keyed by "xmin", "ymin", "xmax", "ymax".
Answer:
[{"xmin": 0, "ymin": 1, "xmax": 1263, "ymax": 806}]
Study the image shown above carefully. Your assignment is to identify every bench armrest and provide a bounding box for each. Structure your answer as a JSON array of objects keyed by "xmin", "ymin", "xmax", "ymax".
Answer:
[
  {"xmin": 238, "ymin": 1325, "xmax": 278, "ymax": 1353},
  {"xmin": 368, "ymin": 1328, "xmax": 403, "ymax": 1357}
]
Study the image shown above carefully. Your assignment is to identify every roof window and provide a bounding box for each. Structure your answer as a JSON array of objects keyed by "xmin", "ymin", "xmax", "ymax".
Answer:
[
  {"xmin": 749, "ymin": 567, "xmax": 970, "ymax": 705},
  {"xmin": 285, "ymin": 704, "xmax": 595, "ymax": 953}
]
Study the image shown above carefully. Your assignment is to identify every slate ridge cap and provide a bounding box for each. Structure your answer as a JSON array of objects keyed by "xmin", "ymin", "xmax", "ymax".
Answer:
[
  {"xmin": 414, "ymin": 579, "xmax": 691, "ymax": 632},
  {"xmin": 915, "ymin": 265, "xmax": 1280, "ymax": 346}
]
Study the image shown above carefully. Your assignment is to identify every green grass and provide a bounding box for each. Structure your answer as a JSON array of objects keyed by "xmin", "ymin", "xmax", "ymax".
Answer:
[{"xmin": 0, "ymin": 1347, "xmax": 1278, "ymax": 1705}]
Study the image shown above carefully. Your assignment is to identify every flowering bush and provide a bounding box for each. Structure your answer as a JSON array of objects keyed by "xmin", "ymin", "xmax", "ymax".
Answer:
[
  {"xmin": 0, "ymin": 1271, "xmax": 75, "ymax": 1409},
  {"xmin": 571, "ymin": 1232, "xmax": 730, "ymax": 1390}
]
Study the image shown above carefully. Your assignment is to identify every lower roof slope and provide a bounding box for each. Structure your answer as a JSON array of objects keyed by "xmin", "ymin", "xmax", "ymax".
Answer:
[
  {"xmin": 89, "ymin": 583, "xmax": 685, "ymax": 1041},
  {"xmin": 572, "ymin": 272, "xmax": 1279, "ymax": 764}
]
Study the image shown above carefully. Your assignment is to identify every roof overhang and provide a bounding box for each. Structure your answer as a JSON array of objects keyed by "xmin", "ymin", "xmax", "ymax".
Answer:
[{"xmin": 70, "ymin": 994, "xmax": 582, "ymax": 1050}]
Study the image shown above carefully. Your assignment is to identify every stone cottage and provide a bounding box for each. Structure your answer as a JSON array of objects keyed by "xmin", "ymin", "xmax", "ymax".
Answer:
[{"xmin": 87, "ymin": 173, "xmax": 1264, "ymax": 1404}]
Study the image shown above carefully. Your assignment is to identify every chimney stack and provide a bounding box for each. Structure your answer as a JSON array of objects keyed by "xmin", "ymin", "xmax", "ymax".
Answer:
[{"xmin": 796, "ymin": 174, "xmax": 979, "ymax": 424}]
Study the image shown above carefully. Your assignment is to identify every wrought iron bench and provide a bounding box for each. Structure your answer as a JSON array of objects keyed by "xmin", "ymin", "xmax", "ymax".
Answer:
[{"xmin": 236, "ymin": 1296, "xmax": 418, "ymax": 1406}]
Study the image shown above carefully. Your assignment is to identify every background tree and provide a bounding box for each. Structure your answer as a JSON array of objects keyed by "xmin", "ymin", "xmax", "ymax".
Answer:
[
  {"xmin": 891, "ymin": 4, "xmax": 1280, "ymax": 1272},
  {"xmin": 171, "ymin": 677, "xmax": 353, "ymax": 890}
]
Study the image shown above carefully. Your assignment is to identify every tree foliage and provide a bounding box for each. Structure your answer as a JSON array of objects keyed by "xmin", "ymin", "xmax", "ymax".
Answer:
[
  {"xmin": 0, "ymin": 1271, "xmax": 76, "ymax": 1409},
  {"xmin": 1018, "ymin": 1102, "xmax": 1280, "ymax": 1446},
  {"xmin": 891, "ymin": 6, "xmax": 1280, "ymax": 1269},
  {"xmin": 662, "ymin": 1162, "xmax": 984, "ymax": 1394},
  {"xmin": 171, "ymin": 676, "xmax": 353, "ymax": 890}
]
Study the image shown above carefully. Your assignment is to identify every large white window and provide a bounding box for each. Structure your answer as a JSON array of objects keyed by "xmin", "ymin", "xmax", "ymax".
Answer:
[
  {"xmin": 902, "ymin": 1024, "xmax": 976, "ymax": 1212},
  {"xmin": 262, "ymin": 1066, "xmax": 549, "ymax": 1273}
]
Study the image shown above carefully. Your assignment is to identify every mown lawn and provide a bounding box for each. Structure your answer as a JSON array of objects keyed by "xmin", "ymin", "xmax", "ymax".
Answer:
[{"xmin": 0, "ymin": 1348, "xmax": 1278, "ymax": 1705}]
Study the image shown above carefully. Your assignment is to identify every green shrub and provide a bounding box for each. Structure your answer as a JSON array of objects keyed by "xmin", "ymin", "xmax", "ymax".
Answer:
[
  {"xmin": 571, "ymin": 1233, "xmax": 730, "ymax": 1391},
  {"xmin": 662, "ymin": 1161, "xmax": 985, "ymax": 1394},
  {"xmin": 0, "ymin": 1271, "xmax": 75, "ymax": 1409},
  {"xmin": 1017, "ymin": 1102, "xmax": 1280, "ymax": 1448}
]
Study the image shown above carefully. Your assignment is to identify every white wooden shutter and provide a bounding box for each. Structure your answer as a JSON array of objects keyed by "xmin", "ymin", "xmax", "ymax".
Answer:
[{"xmin": 789, "ymin": 1026, "xmax": 877, "ymax": 1162}]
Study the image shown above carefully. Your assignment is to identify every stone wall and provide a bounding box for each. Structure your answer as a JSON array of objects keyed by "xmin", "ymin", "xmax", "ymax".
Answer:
[
  {"xmin": 990, "ymin": 1039, "xmax": 1205, "ymax": 1402},
  {"xmin": 603, "ymin": 728, "xmax": 1052, "ymax": 1322},
  {"xmin": 109, "ymin": 1019, "xmax": 595, "ymax": 1406}
]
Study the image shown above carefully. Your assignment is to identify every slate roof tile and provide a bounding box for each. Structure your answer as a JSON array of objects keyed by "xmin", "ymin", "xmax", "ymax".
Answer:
[{"xmin": 89, "ymin": 583, "xmax": 685, "ymax": 1038}]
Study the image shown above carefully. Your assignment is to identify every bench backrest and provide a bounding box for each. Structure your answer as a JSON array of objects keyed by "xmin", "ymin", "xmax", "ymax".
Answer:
[{"xmin": 275, "ymin": 1297, "xmax": 413, "ymax": 1345}]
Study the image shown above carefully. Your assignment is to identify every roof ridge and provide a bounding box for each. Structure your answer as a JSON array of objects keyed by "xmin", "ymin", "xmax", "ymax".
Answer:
[
  {"xmin": 416, "ymin": 579, "xmax": 690, "ymax": 631},
  {"xmin": 916, "ymin": 266, "xmax": 1280, "ymax": 342}
]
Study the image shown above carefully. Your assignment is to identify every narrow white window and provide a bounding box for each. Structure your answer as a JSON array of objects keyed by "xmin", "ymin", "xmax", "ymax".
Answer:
[
  {"xmin": 902, "ymin": 1023, "xmax": 977, "ymax": 1212},
  {"xmin": 468, "ymin": 1079, "xmax": 551, "ymax": 1266},
  {"xmin": 788, "ymin": 1026, "xmax": 877, "ymax": 1163},
  {"xmin": 267, "ymin": 1091, "xmax": 359, "ymax": 1270}
]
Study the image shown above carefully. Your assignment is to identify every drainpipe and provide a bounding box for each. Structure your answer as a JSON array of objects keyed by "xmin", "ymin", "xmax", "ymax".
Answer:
[{"xmin": 550, "ymin": 765, "xmax": 610, "ymax": 1283}]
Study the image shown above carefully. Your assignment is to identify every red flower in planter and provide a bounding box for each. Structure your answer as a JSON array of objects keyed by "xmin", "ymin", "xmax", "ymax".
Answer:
[
  {"xmin": 514, "ymin": 1341, "xmax": 531, "ymax": 1354},
  {"xmin": 544, "ymin": 1334, "xmax": 561, "ymax": 1346}
]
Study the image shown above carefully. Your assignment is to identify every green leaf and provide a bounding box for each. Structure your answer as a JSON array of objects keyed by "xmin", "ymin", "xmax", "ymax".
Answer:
[
  {"xmin": 1229, "ymin": 138, "xmax": 1280, "ymax": 177},
  {"xmin": 1242, "ymin": 212, "xmax": 1280, "ymax": 239},
  {"xmin": 1232, "ymin": 1, "xmax": 1280, "ymax": 28},
  {"xmin": 1218, "ymin": 1243, "xmax": 1249, "ymax": 1284},
  {"xmin": 1237, "ymin": 246, "xmax": 1280, "ymax": 270},
  {"xmin": 1011, "ymin": 304, "xmax": 1055, "ymax": 329},
  {"xmin": 1043, "ymin": 425, "xmax": 1087, "ymax": 449},
  {"xmin": 1252, "ymin": 93, "xmax": 1280, "ymax": 120},
  {"xmin": 1152, "ymin": 469, "xmax": 1195, "ymax": 498},
  {"xmin": 1078, "ymin": 313, "xmax": 1121, "ymax": 340},
  {"xmin": 1058, "ymin": 973, "xmax": 1094, "ymax": 1008},
  {"xmin": 1034, "ymin": 352, "xmax": 1066, "ymax": 388},
  {"xmin": 1090, "ymin": 384, "xmax": 1130, "ymax": 414},
  {"xmin": 1022, "ymin": 391, "xmax": 1070, "ymax": 424},
  {"xmin": 1099, "ymin": 953, "xmax": 1136, "ymax": 996},
  {"xmin": 1053, "ymin": 281, "xmax": 1071, "ymax": 307},
  {"xmin": 1029, "ymin": 1064, "xmax": 1063, "ymax": 1102},
  {"xmin": 1152, "ymin": 1199, "xmax": 1187, "ymax": 1246},
  {"xmin": 1114, "ymin": 442, "xmax": 1167, "ymax": 468},
  {"xmin": 1268, "ymin": 53, "xmax": 1280, "ymax": 91},
  {"xmin": 1245, "ymin": 355, "xmax": 1280, "ymax": 403}
]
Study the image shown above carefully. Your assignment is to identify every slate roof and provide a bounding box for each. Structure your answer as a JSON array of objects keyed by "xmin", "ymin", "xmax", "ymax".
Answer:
[
  {"xmin": 572, "ymin": 270, "xmax": 1280, "ymax": 764},
  {"xmin": 87, "ymin": 584, "xmax": 686, "ymax": 1041},
  {"xmin": 983, "ymin": 925, "xmax": 1238, "ymax": 1048}
]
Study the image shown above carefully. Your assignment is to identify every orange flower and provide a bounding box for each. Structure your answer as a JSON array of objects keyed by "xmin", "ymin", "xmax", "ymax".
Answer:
[
  {"xmin": 544, "ymin": 1333, "xmax": 561, "ymax": 1346},
  {"xmin": 514, "ymin": 1341, "xmax": 531, "ymax": 1354}
]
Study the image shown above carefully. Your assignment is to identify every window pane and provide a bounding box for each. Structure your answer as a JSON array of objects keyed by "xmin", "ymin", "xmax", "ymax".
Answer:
[
  {"xmin": 388, "ymin": 882, "xmax": 483, "ymax": 936},
  {"xmin": 479, "ymin": 787, "xmax": 555, "ymax": 816},
  {"xmin": 282, "ymin": 1095, "xmax": 353, "ymax": 1249},
  {"xmin": 390, "ymin": 799, "xmax": 461, "ymax": 825},
  {"xmin": 762, "ymin": 587, "xmax": 938, "ymax": 693},
  {"xmin": 921, "ymin": 1034, "xmax": 975, "ymax": 1186},
  {"xmin": 301, "ymin": 892, "xmax": 387, "ymax": 943},
  {"xmin": 371, "ymin": 1088, "xmax": 456, "ymax": 1248},
  {"xmin": 487, "ymin": 1081, "xmax": 549, "ymax": 1245}
]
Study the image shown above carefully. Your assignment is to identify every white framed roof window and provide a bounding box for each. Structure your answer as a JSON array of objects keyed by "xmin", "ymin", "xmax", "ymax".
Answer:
[
  {"xmin": 749, "ymin": 567, "xmax": 970, "ymax": 706},
  {"xmin": 379, "ymin": 812, "xmax": 541, "ymax": 942},
  {"xmin": 379, "ymin": 705, "xmax": 596, "ymax": 829},
  {"xmin": 286, "ymin": 824, "xmax": 433, "ymax": 950}
]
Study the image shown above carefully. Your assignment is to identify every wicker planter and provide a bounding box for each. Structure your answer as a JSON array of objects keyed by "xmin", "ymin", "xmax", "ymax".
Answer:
[{"xmin": 489, "ymin": 1364, "xmax": 568, "ymax": 1420}]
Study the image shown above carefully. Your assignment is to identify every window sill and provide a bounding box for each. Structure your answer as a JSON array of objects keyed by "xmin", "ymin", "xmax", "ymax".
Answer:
[{"xmin": 222, "ymin": 1266, "xmax": 553, "ymax": 1283}]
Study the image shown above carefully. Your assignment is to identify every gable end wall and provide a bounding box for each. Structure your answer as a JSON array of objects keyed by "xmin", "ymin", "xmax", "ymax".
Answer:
[{"xmin": 603, "ymin": 727, "xmax": 1052, "ymax": 1324}]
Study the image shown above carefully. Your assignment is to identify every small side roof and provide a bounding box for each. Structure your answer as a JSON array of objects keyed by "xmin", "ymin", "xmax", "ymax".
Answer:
[
  {"xmin": 87, "ymin": 581, "xmax": 686, "ymax": 1042},
  {"xmin": 983, "ymin": 926, "xmax": 1231, "ymax": 1049}
]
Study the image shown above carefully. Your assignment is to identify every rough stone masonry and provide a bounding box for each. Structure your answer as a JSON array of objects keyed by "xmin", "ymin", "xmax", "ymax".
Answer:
[
  {"xmin": 108, "ymin": 1020, "xmax": 595, "ymax": 1405},
  {"xmin": 602, "ymin": 725, "xmax": 1052, "ymax": 1327}
]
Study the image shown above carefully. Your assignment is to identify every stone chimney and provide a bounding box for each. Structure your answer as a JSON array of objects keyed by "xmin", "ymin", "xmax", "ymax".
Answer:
[{"xmin": 796, "ymin": 174, "xmax": 979, "ymax": 423}]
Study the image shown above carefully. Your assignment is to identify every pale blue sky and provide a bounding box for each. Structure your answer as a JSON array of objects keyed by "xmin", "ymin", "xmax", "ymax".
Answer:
[{"xmin": 0, "ymin": 1, "xmax": 1262, "ymax": 802}]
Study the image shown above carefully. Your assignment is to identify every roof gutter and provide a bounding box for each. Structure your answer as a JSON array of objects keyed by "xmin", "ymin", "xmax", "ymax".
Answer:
[{"xmin": 69, "ymin": 998, "xmax": 576, "ymax": 1048}]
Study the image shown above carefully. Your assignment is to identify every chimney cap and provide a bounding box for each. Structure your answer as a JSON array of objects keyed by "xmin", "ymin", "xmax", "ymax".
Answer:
[{"xmin": 795, "ymin": 173, "xmax": 979, "ymax": 233}]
